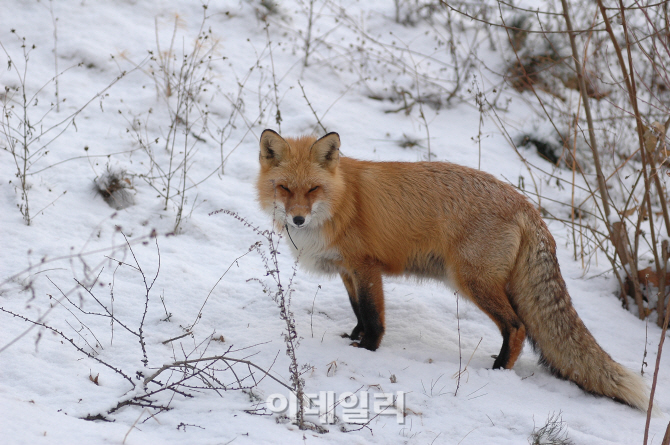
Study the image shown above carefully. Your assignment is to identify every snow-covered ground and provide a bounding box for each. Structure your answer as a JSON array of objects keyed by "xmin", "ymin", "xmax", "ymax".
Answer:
[{"xmin": 1, "ymin": 1, "xmax": 668, "ymax": 444}]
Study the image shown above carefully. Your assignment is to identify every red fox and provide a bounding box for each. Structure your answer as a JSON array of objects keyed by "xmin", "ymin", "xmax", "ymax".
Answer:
[{"xmin": 256, "ymin": 129, "xmax": 652, "ymax": 411}]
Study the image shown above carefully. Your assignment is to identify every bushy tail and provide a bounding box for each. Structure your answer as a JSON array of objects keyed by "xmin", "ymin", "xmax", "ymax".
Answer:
[{"xmin": 511, "ymin": 214, "xmax": 652, "ymax": 412}]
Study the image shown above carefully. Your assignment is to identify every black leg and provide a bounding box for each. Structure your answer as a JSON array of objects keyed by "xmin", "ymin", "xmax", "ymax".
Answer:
[
  {"xmin": 350, "ymin": 263, "xmax": 385, "ymax": 351},
  {"xmin": 340, "ymin": 272, "xmax": 364, "ymax": 340}
]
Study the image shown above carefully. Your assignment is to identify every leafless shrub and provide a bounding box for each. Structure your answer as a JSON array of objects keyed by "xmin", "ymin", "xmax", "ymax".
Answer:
[
  {"xmin": 2, "ymin": 233, "xmax": 285, "ymax": 424},
  {"xmin": 486, "ymin": 0, "xmax": 670, "ymax": 325},
  {"xmin": 0, "ymin": 32, "xmax": 131, "ymax": 225},
  {"xmin": 528, "ymin": 412, "xmax": 573, "ymax": 445},
  {"xmin": 330, "ymin": 2, "xmax": 474, "ymax": 109},
  {"xmin": 218, "ymin": 209, "xmax": 313, "ymax": 430},
  {"xmin": 121, "ymin": 7, "xmax": 219, "ymax": 233},
  {"xmin": 393, "ymin": 0, "xmax": 443, "ymax": 27},
  {"xmin": 466, "ymin": 0, "xmax": 670, "ymax": 429}
]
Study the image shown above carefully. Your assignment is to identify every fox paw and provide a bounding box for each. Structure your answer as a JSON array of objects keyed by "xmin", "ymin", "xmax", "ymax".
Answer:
[
  {"xmin": 352, "ymin": 337, "xmax": 378, "ymax": 351},
  {"xmin": 349, "ymin": 325, "xmax": 364, "ymax": 340}
]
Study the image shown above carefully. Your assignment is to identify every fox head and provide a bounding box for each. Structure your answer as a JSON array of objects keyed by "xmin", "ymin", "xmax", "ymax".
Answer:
[{"xmin": 257, "ymin": 129, "xmax": 342, "ymax": 229}]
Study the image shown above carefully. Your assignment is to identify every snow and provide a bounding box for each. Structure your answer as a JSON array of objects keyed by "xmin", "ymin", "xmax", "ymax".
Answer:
[{"xmin": 0, "ymin": 0, "xmax": 668, "ymax": 444}]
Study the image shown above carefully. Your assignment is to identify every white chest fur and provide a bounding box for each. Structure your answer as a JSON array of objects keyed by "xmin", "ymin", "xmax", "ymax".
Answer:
[{"xmin": 284, "ymin": 225, "xmax": 341, "ymax": 274}]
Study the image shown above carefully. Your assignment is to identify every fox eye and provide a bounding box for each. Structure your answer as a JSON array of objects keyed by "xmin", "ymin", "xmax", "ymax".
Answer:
[
  {"xmin": 308, "ymin": 186, "xmax": 319, "ymax": 193},
  {"xmin": 279, "ymin": 185, "xmax": 291, "ymax": 193}
]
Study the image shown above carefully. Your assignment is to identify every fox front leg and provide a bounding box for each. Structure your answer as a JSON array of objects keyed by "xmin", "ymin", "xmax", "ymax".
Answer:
[
  {"xmin": 340, "ymin": 272, "xmax": 364, "ymax": 340},
  {"xmin": 347, "ymin": 263, "xmax": 385, "ymax": 351}
]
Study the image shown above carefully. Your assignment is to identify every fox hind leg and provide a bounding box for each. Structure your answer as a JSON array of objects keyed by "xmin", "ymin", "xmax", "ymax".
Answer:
[
  {"xmin": 491, "ymin": 314, "xmax": 526, "ymax": 370},
  {"xmin": 459, "ymin": 279, "xmax": 526, "ymax": 369}
]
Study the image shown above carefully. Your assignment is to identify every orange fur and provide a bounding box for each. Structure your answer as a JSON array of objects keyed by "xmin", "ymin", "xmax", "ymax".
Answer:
[{"xmin": 256, "ymin": 129, "xmax": 653, "ymax": 411}]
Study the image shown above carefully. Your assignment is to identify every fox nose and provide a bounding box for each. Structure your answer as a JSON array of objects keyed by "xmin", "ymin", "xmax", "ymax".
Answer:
[{"xmin": 293, "ymin": 216, "xmax": 305, "ymax": 226}]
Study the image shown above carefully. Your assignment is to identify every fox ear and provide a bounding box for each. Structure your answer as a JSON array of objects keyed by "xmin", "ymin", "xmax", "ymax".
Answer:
[
  {"xmin": 259, "ymin": 129, "xmax": 289, "ymax": 168},
  {"xmin": 310, "ymin": 132, "xmax": 340, "ymax": 171}
]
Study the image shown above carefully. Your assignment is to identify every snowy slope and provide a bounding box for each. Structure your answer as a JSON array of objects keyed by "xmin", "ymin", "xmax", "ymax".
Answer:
[{"xmin": 1, "ymin": 1, "xmax": 668, "ymax": 444}]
